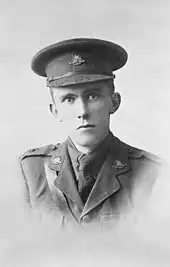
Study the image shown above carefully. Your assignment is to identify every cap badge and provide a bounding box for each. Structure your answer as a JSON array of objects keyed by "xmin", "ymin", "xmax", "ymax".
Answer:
[
  {"xmin": 51, "ymin": 156, "xmax": 62, "ymax": 165},
  {"xmin": 68, "ymin": 54, "xmax": 86, "ymax": 66},
  {"xmin": 113, "ymin": 160, "xmax": 127, "ymax": 169}
]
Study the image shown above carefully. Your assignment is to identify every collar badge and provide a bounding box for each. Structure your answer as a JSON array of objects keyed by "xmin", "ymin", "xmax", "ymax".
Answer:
[
  {"xmin": 51, "ymin": 156, "xmax": 62, "ymax": 165},
  {"xmin": 68, "ymin": 54, "xmax": 86, "ymax": 66},
  {"xmin": 113, "ymin": 160, "xmax": 127, "ymax": 169}
]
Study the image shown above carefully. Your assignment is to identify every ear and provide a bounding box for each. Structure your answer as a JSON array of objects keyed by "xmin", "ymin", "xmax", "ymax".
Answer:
[
  {"xmin": 109, "ymin": 92, "xmax": 121, "ymax": 114},
  {"xmin": 49, "ymin": 103, "xmax": 58, "ymax": 118}
]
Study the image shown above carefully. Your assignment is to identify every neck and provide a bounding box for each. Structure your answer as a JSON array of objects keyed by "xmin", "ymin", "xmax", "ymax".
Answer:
[
  {"xmin": 70, "ymin": 131, "xmax": 110, "ymax": 155},
  {"xmin": 73, "ymin": 143, "xmax": 94, "ymax": 155}
]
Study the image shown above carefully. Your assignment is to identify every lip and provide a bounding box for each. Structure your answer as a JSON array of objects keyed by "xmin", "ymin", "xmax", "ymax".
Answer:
[{"xmin": 77, "ymin": 124, "xmax": 95, "ymax": 130}]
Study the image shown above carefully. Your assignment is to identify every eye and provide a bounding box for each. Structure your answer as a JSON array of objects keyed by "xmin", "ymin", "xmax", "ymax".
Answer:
[
  {"xmin": 87, "ymin": 92, "xmax": 100, "ymax": 101},
  {"xmin": 62, "ymin": 96, "xmax": 75, "ymax": 103}
]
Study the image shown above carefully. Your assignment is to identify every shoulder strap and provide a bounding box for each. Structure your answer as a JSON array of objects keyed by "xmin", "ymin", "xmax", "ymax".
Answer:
[{"xmin": 20, "ymin": 143, "xmax": 60, "ymax": 161}]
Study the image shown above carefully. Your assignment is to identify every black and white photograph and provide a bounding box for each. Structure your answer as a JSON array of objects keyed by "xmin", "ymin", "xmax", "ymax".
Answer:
[{"xmin": 0, "ymin": 0, "xmax": 170, "ymax": 266}]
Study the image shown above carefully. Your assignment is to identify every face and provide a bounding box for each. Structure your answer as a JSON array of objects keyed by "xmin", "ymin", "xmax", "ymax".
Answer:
[{"xmin": 50, "ymin": 81, "xmax": 120, "ymax": 148}]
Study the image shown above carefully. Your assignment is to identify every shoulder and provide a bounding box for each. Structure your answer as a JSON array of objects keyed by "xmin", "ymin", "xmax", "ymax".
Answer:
[
  {"xmin": 127, "ymin": 145, "xmax": 162, "ymax": 165},
  {"xmin": 117, "ymin": 137, "xmax": 163, "ymax": 166},
  {"xmin": 19, "ymin": 143, "xmax": 61, "ymax": 161},
  {"xmin": 128, "ymin": 146, "xmax": 163, "ymax": 179}
]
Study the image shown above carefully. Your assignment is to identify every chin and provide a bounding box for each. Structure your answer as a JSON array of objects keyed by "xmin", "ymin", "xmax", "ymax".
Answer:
[{"xmin": 71, "ymin": 132, "xmax": 102, "ymax": 147}]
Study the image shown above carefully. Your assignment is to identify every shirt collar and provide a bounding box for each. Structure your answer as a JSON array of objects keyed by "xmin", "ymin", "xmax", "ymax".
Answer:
[{"xmin": 67, "ymin": 131, "xmax": 114, "ymax": 173}]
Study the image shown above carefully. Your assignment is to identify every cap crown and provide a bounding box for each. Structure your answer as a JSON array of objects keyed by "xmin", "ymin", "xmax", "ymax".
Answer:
[{"xmin": 31, "ymin": 38, "xmax": 128, "ymax": 86}]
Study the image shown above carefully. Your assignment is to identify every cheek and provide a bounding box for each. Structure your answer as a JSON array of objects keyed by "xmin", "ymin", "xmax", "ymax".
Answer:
[
  {"xmin": 91, "ymin": 101, "xmax": 110, "ymax": 120},
  {"xmin": 57, "ymin": 106, "xmax": 74, "ymax": 121}
]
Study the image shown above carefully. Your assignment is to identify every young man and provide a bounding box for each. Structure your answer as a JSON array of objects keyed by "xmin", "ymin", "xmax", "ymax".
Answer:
[{"xmin": 20, "ymin": 38, "xmax": 161, "ymax": 227}]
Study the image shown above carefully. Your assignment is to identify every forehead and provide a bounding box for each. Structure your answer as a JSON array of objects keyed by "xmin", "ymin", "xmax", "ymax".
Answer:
[{"xmin": 51, "ymin": 81, "xmax": 111, "ymax": 97}]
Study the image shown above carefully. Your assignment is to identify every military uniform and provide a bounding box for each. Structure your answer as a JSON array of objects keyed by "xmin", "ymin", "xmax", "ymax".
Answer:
[
  {"xmin": 20, "ymin": 132, "xmax": 161, "ymax": 227},
  {"xmin": 19, "ymin": 38, "xmax": 162, "ymax": 228}
]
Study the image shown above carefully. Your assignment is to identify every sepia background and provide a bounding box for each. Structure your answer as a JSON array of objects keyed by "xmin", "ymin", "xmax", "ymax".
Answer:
[{"xmin": 0, "ymin": 0, "xmax": 170, "ymax": 266}]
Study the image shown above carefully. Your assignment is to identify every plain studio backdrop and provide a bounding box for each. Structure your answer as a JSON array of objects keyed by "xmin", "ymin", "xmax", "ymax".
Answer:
[{"xmin": 0, "ymin": 0, "xmax": 170, "ymax": 266}]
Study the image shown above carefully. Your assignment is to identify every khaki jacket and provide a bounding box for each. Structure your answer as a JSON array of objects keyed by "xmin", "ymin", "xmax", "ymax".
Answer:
[{"xmin": 19, "ymin": 136, "xmax": 161, "ymax": 228}]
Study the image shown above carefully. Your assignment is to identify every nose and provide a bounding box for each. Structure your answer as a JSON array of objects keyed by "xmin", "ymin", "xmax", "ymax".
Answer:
[{"xmin": 76, "ymin": 98, "xmax": 89, "ymax": 120}]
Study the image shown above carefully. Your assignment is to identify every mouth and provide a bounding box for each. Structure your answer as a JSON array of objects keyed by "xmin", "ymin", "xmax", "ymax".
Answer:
[{"xmin": 77, "ymin": 124, "xmax": 95, "ymax": 130}]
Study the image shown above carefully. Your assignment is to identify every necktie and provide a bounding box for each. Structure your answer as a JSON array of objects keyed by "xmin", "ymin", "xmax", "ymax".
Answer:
[{"xmin": 77, "ymin": 154, "xmax": 96, "ymax": 203}]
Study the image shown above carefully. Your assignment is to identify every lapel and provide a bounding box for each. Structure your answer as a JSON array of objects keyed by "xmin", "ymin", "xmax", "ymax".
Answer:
[
  {"xmin": 48, "ymin": 141, "xmax": 84, "ymax": 210},
  {"xmin": 80, "ymin": 137, "xmax": 131, "ymax": 218}
]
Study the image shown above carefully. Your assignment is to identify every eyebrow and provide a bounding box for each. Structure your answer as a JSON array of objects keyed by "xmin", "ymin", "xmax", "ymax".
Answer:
[{"xmin": 84, "ymin": 87, "xmax": 102, "ymax": 94}]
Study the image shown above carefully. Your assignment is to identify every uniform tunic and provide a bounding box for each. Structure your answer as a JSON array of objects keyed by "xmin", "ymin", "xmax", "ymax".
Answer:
[{"xmin": 19, "ymin": 133, "xmax": 162, "ymax": 227}]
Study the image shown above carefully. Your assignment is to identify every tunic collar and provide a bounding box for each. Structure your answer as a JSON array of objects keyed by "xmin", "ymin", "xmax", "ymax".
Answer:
[{"xmin": 67, "ymin": 132, "xmax": 114, "ymax": 178}]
